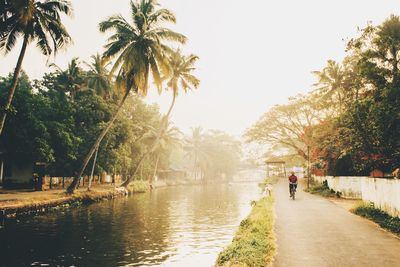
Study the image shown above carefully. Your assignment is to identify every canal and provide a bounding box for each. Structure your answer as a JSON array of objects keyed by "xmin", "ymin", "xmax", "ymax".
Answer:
[{"xmin": 0, "ymin": 182, "xmax": 262, "ymax": 266}]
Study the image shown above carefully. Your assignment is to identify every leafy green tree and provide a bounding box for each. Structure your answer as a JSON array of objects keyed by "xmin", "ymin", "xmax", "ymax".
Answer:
[
  {"xmin": 348, "ymin": 15, "xmax": 400, "ymax": 93},
  {"xmin": 0, "ymin": 0, "xmax": 73, "ymax": 135},
  {"xmin": 245, "ymin": 94, "xmax": 325, "ymax": 161}
]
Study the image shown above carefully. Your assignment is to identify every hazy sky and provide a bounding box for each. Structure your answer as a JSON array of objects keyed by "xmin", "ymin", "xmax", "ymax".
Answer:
[{"xmin": 1, "ymin": 0, "xmax": 400, "ymax": 136}]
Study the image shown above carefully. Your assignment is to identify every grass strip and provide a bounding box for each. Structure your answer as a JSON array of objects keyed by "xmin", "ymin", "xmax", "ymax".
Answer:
[
  {"xmin": 351, "ymin": 202, "xmax": 400, "ymax": 236},
  {"xmin": 215, "ymin": 195, "xmax": 275, "ymax": 267}
]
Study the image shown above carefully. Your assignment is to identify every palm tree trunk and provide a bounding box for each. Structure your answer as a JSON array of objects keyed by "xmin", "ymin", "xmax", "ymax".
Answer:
[
  {"xmin": 151, "ymin": 155, "xmax": 160, "ymax": 184},
  {"xmin": 165, "ymin": 91, "xmax": 177, "ymax": 119},
  {"xmin": 88, "ymin": 147, "xmax": 99, "ymax": 190},
  {"xmin": 120, "ymin": 152, "xmax": 148, "ymax": 187},
  {"xmin": 120, "ymin": 90, "xmax": 176, "ymax": 188},
  {"xmin": 67, "ymin": 88, "xmax": 131, "ymax": 194},
  {"xmin": 0, "ymin": 36, "xmax": 29, "ymax": 136}
]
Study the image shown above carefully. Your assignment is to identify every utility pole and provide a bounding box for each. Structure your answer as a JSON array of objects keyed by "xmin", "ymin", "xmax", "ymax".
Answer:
[{"xmin": 307, "ymin": 145, "xmax": 310, "ymax": 189}]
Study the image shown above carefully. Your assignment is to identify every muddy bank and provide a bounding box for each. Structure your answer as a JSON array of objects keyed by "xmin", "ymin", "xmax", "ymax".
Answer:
[{"xmin": 0, "ymin": 188, "xmax": 126, "ymax": 218}]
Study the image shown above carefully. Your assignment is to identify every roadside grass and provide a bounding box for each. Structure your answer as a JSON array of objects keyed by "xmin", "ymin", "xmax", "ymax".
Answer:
[
  {"xmin": 258, "ymin": 176, "xmax": 280, "ymax": 189},
  {"xmin": 351, "ymin": 202, "xmax": 400, "ymax": 236},
  {"xmin": 304, "ymin": 180, "xmax": 341, "ymax": 198},
  {"xmin": 127, "ymin": 180, "xmax": 149, "ymax": 193},
  {"xmin": 215, "ymin": 195, "xmax": 275, "ymax": 267}
]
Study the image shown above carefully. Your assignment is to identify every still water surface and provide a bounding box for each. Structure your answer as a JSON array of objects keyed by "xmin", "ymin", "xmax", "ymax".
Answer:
[{"xmin": 0, "ymin": 183, "xmax": 261, "ymax": 266}]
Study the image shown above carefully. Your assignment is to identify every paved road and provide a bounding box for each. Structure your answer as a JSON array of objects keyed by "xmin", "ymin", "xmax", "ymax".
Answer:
[{"xmin": 273, "ymin": 179, "xmax": 400, "ymax": 267}]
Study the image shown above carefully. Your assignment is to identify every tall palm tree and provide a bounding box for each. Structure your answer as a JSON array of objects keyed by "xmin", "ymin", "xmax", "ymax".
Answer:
[
  {"xmin": 84, "ymin": 53, "xmax": 113, "ymax": 99},
  {"xmin": 312, "ymin": 60, "xmax": 345, "ymax": 113},
  {"xmin": 51, "ymin": 57, "xmax": 85, "ymax": 101},
  {"xmin": 164, "ymin": 49, "xmax": 200, "ymax": 118},
  {"xmin": 67, "ymin": 0, "xmax": 186, "ymax": 193},
  {"xmin": 0, "ymin": 0, "xmax": 73, "ymax": 135}
]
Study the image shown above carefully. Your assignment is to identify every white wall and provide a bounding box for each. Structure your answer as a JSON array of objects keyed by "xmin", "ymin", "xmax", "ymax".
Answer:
[{"xmin": 314, "ymin": 176, "xmax": 400, "ymax": 217}]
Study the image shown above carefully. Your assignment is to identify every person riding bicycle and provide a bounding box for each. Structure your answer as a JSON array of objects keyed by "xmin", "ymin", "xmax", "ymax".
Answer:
[{"xmin": 288, "ymin": 172, "xmax": 298, "ymax": 197}]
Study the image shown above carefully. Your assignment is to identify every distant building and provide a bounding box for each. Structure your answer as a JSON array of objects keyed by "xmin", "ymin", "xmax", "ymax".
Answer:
[{"xmin": 1, "ymin": 160, "xmax": 34, "ymax": 189}]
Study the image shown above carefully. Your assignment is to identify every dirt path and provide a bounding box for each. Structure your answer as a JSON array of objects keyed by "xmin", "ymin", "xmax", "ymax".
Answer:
[{"xmin": 273, "ymin": 179, "xmax": 400, "ymax": 267}]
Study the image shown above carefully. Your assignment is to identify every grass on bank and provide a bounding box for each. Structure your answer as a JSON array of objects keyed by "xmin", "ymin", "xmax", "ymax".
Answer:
[
  {"xmin": 216, "ymin": 195, "xmax": 275, "ymax": 267},
  {"xmin": 304, "ymin": 180, "xmax": 341, "ymax": 198},
  {"xmin": 127, "ymin": 180, "xmax": 149, "ymax": 193},
  {"xmin": 351, "ymin": 202, "xmax": 400, "ymax": 236}
]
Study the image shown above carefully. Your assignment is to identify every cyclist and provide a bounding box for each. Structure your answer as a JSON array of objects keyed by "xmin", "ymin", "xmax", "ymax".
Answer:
[{"xmin": 288, "ymin": 172, "xmax": 298, "ymax": 197}]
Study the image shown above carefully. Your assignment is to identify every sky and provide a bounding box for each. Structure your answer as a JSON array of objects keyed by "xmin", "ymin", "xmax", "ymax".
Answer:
[{"xmin": 1, "ymin": 0, "xmax": 400, "ymax": 136}]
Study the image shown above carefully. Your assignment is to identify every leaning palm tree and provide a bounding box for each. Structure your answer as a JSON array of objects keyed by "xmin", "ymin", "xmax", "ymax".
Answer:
[
  {"xmin": 164, "ymin": 49, "xmax": 200, "ymax": 118},
  {"xmin": 84, "ymin": 53, "xmax": 113, "ymax": 99},
  {"xmin": 0, "ymin": 0, "xmax": 73, "ymax": 135},
  {"xmin": 143, "ymin": 120, "xmax": 181, "ymax": 184},
  {"xmin": 67, "ymin": 0, "xmax": 186, "ymax": 193}
]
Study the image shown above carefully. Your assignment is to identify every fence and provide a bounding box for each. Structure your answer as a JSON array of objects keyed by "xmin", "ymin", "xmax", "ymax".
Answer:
[
  {"xmin": 42, "ymin": 173, "xmax": 123, "ymax": 190},
  {"xmin": 313, "ymin": 176, "xmax": 400, "ymax": 217}
]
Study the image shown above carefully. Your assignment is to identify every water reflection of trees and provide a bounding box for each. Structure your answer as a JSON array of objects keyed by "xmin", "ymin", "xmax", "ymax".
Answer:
[{"xmin": 0, "ymin": 183, "xmax": 260, "ymax": 266}]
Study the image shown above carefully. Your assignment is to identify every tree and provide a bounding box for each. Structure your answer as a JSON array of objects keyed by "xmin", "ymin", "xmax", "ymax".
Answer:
[
  {"xmin": 51, "ymin": 57, "xmax": 85, "ymax": 101},
  {"xmin": 312, "ymin": 60, "xmax": 346, "ymax": 113},
  {"xmin": 67, "ymin": 0, "xmax": 186, "ymax": 193},
  {"xmin": 142, "ymin": 119, "xmax": 181, "ymax": 183},
  {"xmin": 84, "ymin": 53, "xmax": 113, "ymax": 99},
  {"xmin": 245, "ymin": 94, "xmax": 325, "ymax": 161},
  {"xmin": 347, "ymin": 15, "xmax": 400, "ymax": 93},
  {"xmin": 184, "ymin": 127, "xmax": 206, "ymax": 179},
  {"xmin": 0, "ymin": 0, "xmax": 73, "ymax": 135},
  {"xmin": 164, "ymin": 49, "xmax": 200, "ymax": 118}
]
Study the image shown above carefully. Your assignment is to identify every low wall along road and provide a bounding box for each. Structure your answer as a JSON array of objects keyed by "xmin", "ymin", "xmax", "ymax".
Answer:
[{"xmin": 314, "ymin": 176, "xmax": 400, "ymax": 217}]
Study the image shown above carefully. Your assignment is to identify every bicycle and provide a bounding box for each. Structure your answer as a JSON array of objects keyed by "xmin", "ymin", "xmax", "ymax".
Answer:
[{"xmin": 289, "ymin": 182, "xmax": 297, "ymax": 200}]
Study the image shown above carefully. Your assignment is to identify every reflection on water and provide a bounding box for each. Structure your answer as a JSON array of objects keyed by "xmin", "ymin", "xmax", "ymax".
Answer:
[{"xmin": 0, "ymin": 183, "xmax": 261, "ymax": 266}]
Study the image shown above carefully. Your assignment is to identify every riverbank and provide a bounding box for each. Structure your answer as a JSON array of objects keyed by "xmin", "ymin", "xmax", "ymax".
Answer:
[
  {"xmin": 216, "ymin": 194, "xmax": 275, "ymax": 267},
  {"xmin": 0, "ymin": 181, "xmax": 149, "ymax": 218}
]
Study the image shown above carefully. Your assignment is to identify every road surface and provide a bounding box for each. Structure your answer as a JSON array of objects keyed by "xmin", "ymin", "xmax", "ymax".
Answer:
[{"xmin": 273, "ymin": 179, "xmax": 400, "ymax": 267}]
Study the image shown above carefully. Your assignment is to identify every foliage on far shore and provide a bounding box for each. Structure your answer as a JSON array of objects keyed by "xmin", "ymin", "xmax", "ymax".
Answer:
[
  {"xmin": 351, "ymin": 202, "xmax": 400, "ymax": 236},
  {"xmin": 246, "ymin": 15, "xmax": 400, "ymax": 177},
  {"xmin": 216, "ymin": 195, "xmax": 275, "ymax": 267}
]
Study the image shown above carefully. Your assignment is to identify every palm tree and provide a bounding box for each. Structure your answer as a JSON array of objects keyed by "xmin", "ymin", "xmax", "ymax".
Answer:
[
  {"xmin": 67, "ymin": 0, "xmax": 186, "ymax": 193},
  {"xmin": 184, "ymin": 127, "xmax": 207, "ymax": 180},
  {"xmin": 312, "ymin": 60, "xmax": 345, "ymax": 113},
  {"xmin": 51, "ymin": 57, "xmax": 85, "ymax": 101},
  {"xmin": 141, "ymin": 120, "xmax": 181, "ymax": 184},
  {"xmin": 164, "ymin": 49, "xmax": 200, "ymax": 118},
  {"xmin": 122, "ymin": 50, "xmax": 200, "ymax": 186},
  {"xmin": 84, "ymin": 53, "xmax": 113, "ymax": 99},
  {"xmin": 0, "ymin": 0, "xmax": 73, "ymax": 135}
]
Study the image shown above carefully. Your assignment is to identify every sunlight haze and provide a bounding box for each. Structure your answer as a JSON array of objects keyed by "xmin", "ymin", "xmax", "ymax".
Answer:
[{"xmin": 1, "ymin": 0, "xmax": 400, "ymax": 135}]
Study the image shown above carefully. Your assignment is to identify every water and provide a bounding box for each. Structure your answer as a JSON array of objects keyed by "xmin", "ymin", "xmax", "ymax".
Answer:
[{"xmin": 0, "ymin": 183, "xmax": 262, "ymax": 266}]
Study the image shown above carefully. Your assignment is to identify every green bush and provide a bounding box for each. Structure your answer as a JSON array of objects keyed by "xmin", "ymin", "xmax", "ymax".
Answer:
[
  {"xmin": 304, "ymin": 180, "xmax": 341, "ymax": 198},
  {"xmin": 352, "ymin": 202, "xmax": 400, "ymax": 235},
  {"xmin": 127, "ymin": 180, "xmax": 149, "ymax": 193}
]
